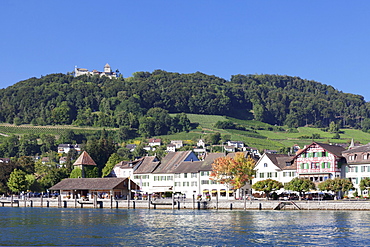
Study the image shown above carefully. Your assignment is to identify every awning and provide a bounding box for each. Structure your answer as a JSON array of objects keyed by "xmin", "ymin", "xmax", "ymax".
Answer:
[
  {"xmin": 228, "ymin": 190, "xmax": 234, "ymax": 193},
  {"xmin": 203, "ymin": 189, "xmax": 209, "ymax": 193},
  {"xmin": 211, "ymin": 189, "xmax": 217, "ymax": 192},
  {"xmin": 220, "ymin": 189, "xmax": 226, "ymax": 192}
]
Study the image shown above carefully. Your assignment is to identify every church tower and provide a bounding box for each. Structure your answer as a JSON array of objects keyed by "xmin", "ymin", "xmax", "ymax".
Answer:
[{"xmin": 104, "ymin": 63, "xmax": 112, "ymax": 73}]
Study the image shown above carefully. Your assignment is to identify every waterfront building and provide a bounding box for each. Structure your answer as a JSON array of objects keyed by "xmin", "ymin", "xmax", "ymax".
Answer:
[
  {"xmin": 49, "ymin": 177, "xmax": 138, "ymax": 200},
  {"xmin": 293, "ymin": 142, "xmax": 346, "ymax": 183},
  {"xmin": 111, "ymin": 151, "xmax": 253, "ymax": 200},
  {"xmin": 253, "ymin": 153, "xmax": 296, "ymax": 187},
  {"xmin": 342, "ymin": 143, "xmax": 370, "ymax": 195}
]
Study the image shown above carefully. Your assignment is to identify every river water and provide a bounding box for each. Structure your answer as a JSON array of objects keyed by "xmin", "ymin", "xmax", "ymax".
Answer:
[{"xmin": 0, "ymin": 207, "xmax": 369, "ymax": 246}]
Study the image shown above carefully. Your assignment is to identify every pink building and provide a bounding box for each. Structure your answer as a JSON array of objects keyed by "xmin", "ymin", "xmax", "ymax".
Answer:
[{"xmin": 293, "ymin": 142, "xmax": 346, "ymax": 183}]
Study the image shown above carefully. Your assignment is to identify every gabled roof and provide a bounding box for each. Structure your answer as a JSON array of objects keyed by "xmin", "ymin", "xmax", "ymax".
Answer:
[
  {"xmin": 73, "ymin": 151, "xmax": 97, "ymax": 166},
  {"xmin": 294, "ymin": 142, "xmax": 345, "ymax": 158},
  {"xmin": 134, "ymin": 156, "xmax": 160, "ymax": 174},
  {"xmin": 152, "ymin": 151, "xmax": 195, "ymax": 174},
  {"xmin": 114, "ymin": 158, "xmax": 144, "ymax": 170},
  {"xmin": 173, "ymin": 161, "xmax": 204, "ymax": 173},
  {"xmin": 199, "ymin": 153, "xmax": 225, "ymax": 171},
  {"xmin": 342, "ymin": 143, "xmax": 370, "ymax": 154},
  {"xmin": 49, "ymin": 178, "xmax": 129, "ymax": 190}
]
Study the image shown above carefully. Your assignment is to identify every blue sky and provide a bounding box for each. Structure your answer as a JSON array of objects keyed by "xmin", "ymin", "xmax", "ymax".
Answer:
[{"xmin": 2, "ymin": 1, "xmax": 370, "ymax": 100}]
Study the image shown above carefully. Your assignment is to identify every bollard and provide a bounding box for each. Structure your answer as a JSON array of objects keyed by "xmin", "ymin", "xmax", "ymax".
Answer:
[
  {"xmin": 133, "ymin": 201, "xmax": 135, "ymax": 209},
  {"xmin": 259, "ymin": 203, "xmax": 262, "ymax": 210},
  {"xmin": 197, "ymin": 201, "xmax": 200, "ymax": 210},
  {"xmin": 30, "ymin": 200, "xmax": 33, "ymax": 207},
  {"xmin": 177, "ymin": 201, "xmax": 180, "ymax": 210},
  {"xmin": 230, "ymin": 203, "xmax": 233, "ymax": 210},
  {"xmin": 47, "ymin": 201, "xmax": 49, "ymax": 207},
  {"xmin": 116, "ymin": 201, "xmax": 119, "ymax": 209}
]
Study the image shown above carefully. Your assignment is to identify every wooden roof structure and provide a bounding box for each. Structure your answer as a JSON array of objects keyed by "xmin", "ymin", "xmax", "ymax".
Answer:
[
  {"xmin": 73, "ymin": 151, "xmax": 97, "ymax": 166},
  {"xmin": 49, "ymin": 178, "xmax": 138, "ymax": 191}
]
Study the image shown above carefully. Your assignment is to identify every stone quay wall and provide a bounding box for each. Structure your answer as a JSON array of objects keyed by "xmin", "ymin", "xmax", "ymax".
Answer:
[{"xmin": 1, "ymin": 197, "xmax": 370, "ymax": 211}]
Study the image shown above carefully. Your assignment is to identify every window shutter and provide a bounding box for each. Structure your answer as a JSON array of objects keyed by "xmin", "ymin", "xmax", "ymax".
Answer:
[
  {"xmin": 345, "ymin": 166, "xmax": 348, "ymax": 172},
  {"xmin": 355, "ymin": 166, "xmax": 358, "ymax": 173},
  {"xmin": 328, "ymin": 162, "xmax": 331, "ymax": 168},
  {"xmin": 321, "ymin": 163, "xmax": 325, "ymax": 169}
]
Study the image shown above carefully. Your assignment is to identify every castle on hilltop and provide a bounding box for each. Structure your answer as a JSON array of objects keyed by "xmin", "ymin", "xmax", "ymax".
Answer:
[{"xmin": 74, "ymin": 63, "xmax": 117, "ymax": 79}]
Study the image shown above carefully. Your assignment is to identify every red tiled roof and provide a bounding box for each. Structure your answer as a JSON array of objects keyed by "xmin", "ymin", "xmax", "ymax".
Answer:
[{"xmin": 73, "ymin": 151, "xmax": 97, "ymax": 166}]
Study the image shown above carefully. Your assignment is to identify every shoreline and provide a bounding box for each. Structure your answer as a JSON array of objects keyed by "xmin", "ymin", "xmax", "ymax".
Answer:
[{"xmin": 1, "ymin": 197, "xmax": 370, "ymax": 211}]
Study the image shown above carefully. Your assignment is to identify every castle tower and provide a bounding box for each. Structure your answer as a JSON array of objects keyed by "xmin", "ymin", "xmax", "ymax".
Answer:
[{"xmin": 104, "ymin": 63, "xmax": 112, "ymax": 73}]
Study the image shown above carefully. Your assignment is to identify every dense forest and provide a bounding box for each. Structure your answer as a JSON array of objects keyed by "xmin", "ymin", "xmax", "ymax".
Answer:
[{"xmin": 0, "ymin": 70, "xmax": 369, "ymax": 131}]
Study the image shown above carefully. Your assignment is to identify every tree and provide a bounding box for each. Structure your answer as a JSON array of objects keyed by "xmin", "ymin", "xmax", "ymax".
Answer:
[
  {"xmin": 0, "ymin": 162, "xmax": 18, "ymax": 194},
  {"xmin": 210, "ymin": 152, "xmax": 256, "ymax": 190},
  {"xmin": 329, "ymin": 121, "xmax": 339, "ymax": 133},
  {"xmin": 205, "ymin": 132, "xmax": 221, "ymax": 145},
  {"xmin": 252, "ymin": 179, "xmax": 283, "ymax": 200},
  {"xmin": 284, "ymin": 177, "xmax": 316, "ymax": 200},
  {"xmin": 359, "ymin": 178, "xmax": 370, "ymax": 195},
  {"xmin": 318, "ymin": 178, "xmax": 354, "ymax": 199},
  {"xmin": 84, "ymin": 137, "xmax": 117, "ymax": 176},
  {"xmin": 7, "ymin": 169, "xmax": 27, "ymax": 193},
  {"xmin": 102, "ymin": 153, "xmax": 124, "ymax": 177}
]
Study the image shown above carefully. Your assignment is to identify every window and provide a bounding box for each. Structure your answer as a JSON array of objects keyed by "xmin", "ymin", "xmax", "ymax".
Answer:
[
  {"xmin": 191, "ymin": 173, "xmax": 197, "ymax": 178},
  {"xmin": 183, "ymin": 182, "xmax": 189, "ymax": 187},
  {"xmin": 201, "ymin": 171, "xmax": 210, "ymax": 176},
  {"xmin": 274, "ymin": 172, "xmax": 278, "ymax": 178},
  {"xmin": 191, "ymin": 181, "xmax": 197, "ymax": 186},
  {"xmin": 201, "ymin": 180, "xmax": 209, "ymax": 185},
  {"xmin": 264, "ymin": 163, "xmax": 268, "ymax": 167},
  {"xmin": 167, "ymin": 176, "xmax": 173, "ymax": 181},
  {"xmin": 267, "ymin": 172, "xmax": 272, "ymax": 178},
  {"xmin": 183, "ymin": 173, "xmax": 188, "ymax": 178},
  {"xmin": 175, "ymin": 182, "xmax": 181, "ymax": 187},
  {"xmin": 259, "ymin": 173, "xmax": 265, "ymax": 178},
  {"xmin": 311, "ymin": 163, "xmax": 316, "ymax": 169},
  {"xmin": 174, "ymin": 173, "xmax": 180, "ymax": 178}
]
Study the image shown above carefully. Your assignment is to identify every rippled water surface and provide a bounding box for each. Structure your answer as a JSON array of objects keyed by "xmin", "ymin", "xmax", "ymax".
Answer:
[{"xmin": 0, "ymin": 207, "xmax": 369, "ymax": 246}]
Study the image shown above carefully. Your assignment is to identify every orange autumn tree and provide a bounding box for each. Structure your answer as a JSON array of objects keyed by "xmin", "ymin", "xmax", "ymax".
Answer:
[{"xmin": 210, "ymin": 152, "xmax": 256, "ymax": 190}]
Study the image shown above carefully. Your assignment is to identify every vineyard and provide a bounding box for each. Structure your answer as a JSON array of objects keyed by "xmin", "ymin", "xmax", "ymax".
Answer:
[{"xmin": 0, "ymin": 124, "xmax": 112, "ymax": 138}]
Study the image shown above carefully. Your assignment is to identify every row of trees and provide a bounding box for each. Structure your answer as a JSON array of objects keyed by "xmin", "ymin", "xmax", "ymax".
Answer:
[
  {"xmin": 1, "ymin": 71, "xmax": 370, "ymax": 130},
  {"xmin": 252, "ymin": 177, "xmax": 369, "ymax": 200}
]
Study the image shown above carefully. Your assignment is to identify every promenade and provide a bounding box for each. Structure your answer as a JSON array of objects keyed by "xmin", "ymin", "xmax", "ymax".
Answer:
[{"xmin": 1, "ymin": 196, "xmax": 370, "ymax": 210}]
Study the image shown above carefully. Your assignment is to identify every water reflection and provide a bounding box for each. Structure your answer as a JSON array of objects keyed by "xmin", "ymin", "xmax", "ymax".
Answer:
[{"xmin": 0, "ymin": 208, "xmax": 369, "ymax": 246}]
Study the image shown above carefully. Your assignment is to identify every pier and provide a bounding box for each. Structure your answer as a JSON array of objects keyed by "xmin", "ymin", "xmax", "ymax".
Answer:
[{"xmin": 1, "ymin": 196, "xmax": 370, "ymax": 210}]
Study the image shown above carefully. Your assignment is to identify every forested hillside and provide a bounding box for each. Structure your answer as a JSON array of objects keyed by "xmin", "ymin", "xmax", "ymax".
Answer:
[{"xmin": 0, "ymin": 70, "xmax": 369, "ymax": 131}]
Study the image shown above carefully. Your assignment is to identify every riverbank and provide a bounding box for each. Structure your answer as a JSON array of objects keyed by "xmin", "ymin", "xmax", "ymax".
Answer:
[{"xmin": 1, "ymin": 197, "xmax": 370, "ymax": 210}]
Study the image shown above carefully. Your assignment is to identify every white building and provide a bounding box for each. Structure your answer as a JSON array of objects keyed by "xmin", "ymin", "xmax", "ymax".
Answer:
[
  {"xmin": 111, "ymin": 151, "xmax": 253, "ymax": 200},
  {"xmin": 74, "ymin": 63, "xmax": 117, "ymax": 79},
  {"xmin": 253, "ymin": 153, "xmax": 296, "ymax": 188},
  {"xmin": 342, "ymin": 143, "xmax": 370, "ymax": 196}
]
